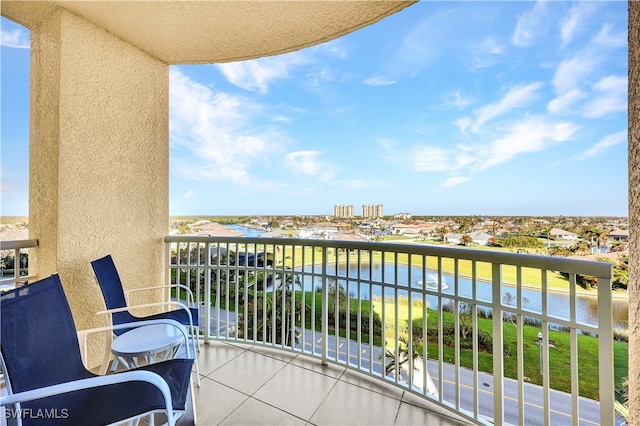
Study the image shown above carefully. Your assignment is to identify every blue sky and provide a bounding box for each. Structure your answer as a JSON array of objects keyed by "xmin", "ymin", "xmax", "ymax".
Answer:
[{"xmin": 1, "ymin": 1, "xmax": 628, "ymax": 217}]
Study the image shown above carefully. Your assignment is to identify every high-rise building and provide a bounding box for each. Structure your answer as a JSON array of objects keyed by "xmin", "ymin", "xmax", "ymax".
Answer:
[
  {"xmin": 362, "ymin": 204, "xmax": 384, "ymax": 218},
  {"xmin": 333, "ymin": 205, "xmax": 354, "ymax": 218}
]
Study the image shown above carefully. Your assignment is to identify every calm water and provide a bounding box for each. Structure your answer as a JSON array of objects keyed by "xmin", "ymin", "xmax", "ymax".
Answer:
[
  {"xmin": 298, "ymin": 262, "xmax": 628, "ymax": 330},
  {"xmin": 223, "ymin": 226, "xmax": 627, "ymax": 330},
  {"xmin": 227, "ymin": 224, "xmax": 265, "ymax": 238}
]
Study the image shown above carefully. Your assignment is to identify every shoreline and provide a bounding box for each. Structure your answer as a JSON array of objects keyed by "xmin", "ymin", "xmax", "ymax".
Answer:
[{"xmin": 321, "ymin": 257, "xmax": 629, "ymax": 301}]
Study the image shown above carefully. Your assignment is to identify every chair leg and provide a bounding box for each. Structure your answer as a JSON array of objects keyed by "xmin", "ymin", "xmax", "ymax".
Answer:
[
  {"xmin": 189, "ymin": 327, "xmax": 201, "ymax": 388},
  {"xmin": 192, "ymin": 346, "xmax": 201, "ymax": 388},
  {"xmin": 110, "ymin": 357, "xmax": 120, "ymax": 373},
  {"xmin": 191, "ymin": 378, "xmax": 198, "ymax": 425}
]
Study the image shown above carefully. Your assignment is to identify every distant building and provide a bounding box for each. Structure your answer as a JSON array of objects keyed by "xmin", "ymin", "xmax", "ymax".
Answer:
[
  {"xmin": 362, "ymin": 204, "xmax": 384, "ymax": 218},
  {"xmin": 549, "ymin": 228, "xmax": 578, "ymax": 240},
  {"xmin": 608, "ymin": 229, "xmax": 629, "ymax": 242},
  {"xmin": 189, "ymin": 221, "xmax": 244, "ymax": 237},
  {"xmin": 393, "ymin": 212, "xmax": 412, "ymax": 220},
  {"xmin": 445, "ymin": 231, "xmax": 492, "ymax": 246},
  {"xmin": 333, "ymin": 205, "xmax": 354, "ymax": 218},
  {"xmin": 298, "ymin": 225, "xmax": 339, "ymax": 240}
]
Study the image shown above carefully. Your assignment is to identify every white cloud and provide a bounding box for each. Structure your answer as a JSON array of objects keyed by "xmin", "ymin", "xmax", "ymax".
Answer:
[
  {"xmin": 559, "ymin": 2, "xmax": 595, "ymax": 48},
  {"xmin": 576, "ymin": 130, "xmax": 627, "ymax": 161},
  {"xmin": 469, "ymin": 82, "xmax": 544, "ymax": 131},
  {"xmin": 454, "ymin": 117, "xmax": 473, "ymax": 134},
  {"xmin": 552, "ymin": 55, "xmax": 597, "ymax": 95},
  {"xmin": 215, "ymin": 52, "xmax": 307, "ymax": 94},
  {"xmin": 1, "ymin": 28, "xmax": 29, "ymax": 48},
  {"xmin": 481, "ymin": 36, "xmax": 504, "ymax": 55},
  {"xmin": 391, "ymin": 7, "xmax": 456, "ymax": 76},
  {"xmin": 412, "ymin": 146, "xmax": 453, "ymax": 173},
  {"xmin": 592, "ymin": 23, "xmax": 627, "ymax": 50},
  {"xmin": 183, "ymin": 190, "xmax": 195, "ymax": 199},
  {"xmin": 382, "ymin": 114, "xmax": 580, "ymax": 185},
  {"xmin": 583, "ymin": 75, "xmax": 627, "ymax": 118},
  {"xmin": 363, "ymin": 77, "xmax": 396, "ymax": 87},
  {"xmin": 547, "ymin": 89, "xmax": 586, "ymax": 115},
  {"xmin": 549, "ymin": 19, "xmax": 626, "ymax": 119},
  {"xmin": 170, "ymin": 68, "xmax": 280, "ymax": 184},
  {"xmin": 447, "ymin": 91, "xmax": 473, "ymax": 110},
  {"xmin": 442, "ymin": 176, "xmax": 471, "ymax": 187},
  {"xmin": 380, "ymin": 141, "xmax": 473, "ymax": 175},
  {"xmin": 512, "ymin": 1, "xmax": 550, "ymax": 48},
  {"xmin": 284, "ymin": 151, "xmax": 334, "ymax": 181},
  {"xmin": 480, "ymin": 118, "xmax": 578, "ymax": 170},
  {"xmin": 469, "ymin": 36, "xmax": 505, "ymax": 69},
  {"xmin": 214, "ymin": 40, "xmax": 351, "ymax": 94},
  {"xmin": 340, "ymin": 179, "xmax": 371, "ymax": 189}
]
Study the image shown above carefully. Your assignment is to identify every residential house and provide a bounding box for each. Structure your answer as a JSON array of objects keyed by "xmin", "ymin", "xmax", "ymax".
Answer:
[
  {"xmin": 445, "ymin": 231, "xmax": 492, "ymax": 246},
  {"xmin": 548, "ymin": 228, "xmax": 578, "ymax": 240},
  {"xmin": 608, "ymin": 229, "xmax": 629, "ymax": 242}
]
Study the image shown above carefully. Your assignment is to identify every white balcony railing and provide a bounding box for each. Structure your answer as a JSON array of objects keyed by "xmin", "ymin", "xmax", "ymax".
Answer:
[
  {"xmin": 0, "ymin": 239, "xmax": 38, "ymax": 290},
  {"xmin": 164, "ymin": 236, "xmax": 615, "ymax": 425}
]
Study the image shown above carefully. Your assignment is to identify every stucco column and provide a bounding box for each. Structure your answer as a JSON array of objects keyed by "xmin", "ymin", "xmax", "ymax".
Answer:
[
  {"xmin": 29, "ymin": 8, "xmax": 169, "ymax": 350},
  {"xmin": 629, "ymin": 1, "xmax": 639, "ymax": 424}
]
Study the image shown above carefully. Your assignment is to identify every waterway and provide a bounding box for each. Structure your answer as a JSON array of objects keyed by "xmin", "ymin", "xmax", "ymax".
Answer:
[
  {"xmin": 298, "ymin": 262, "xmax": 628, "ymax": 331},
  {"xmin": 225, "ymin": 225, "xmax": 628, "ymax": 330},
  {"xmin": 227, "ymin": 224, "xmax": 265, "ymax": 238}
]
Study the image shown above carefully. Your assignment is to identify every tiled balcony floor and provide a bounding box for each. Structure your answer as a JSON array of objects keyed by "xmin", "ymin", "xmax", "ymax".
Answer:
[{"xmin": 191, "ymin": 341, "xmax": 468, "ymax": 426}]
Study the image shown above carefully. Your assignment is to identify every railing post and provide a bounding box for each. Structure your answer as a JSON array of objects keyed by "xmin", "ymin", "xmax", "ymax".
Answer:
[
  {"xmin": 598, "ymin": 270, "xmax": 614, "ymax": 426},
  {"xmin": 321, "ymin": 246, "xmax": 329, "ymax": 365},
  {"xmin": 204, "ymin": 243, "xmax": 212, "ymax": 343},
  {"xmin": 492, "ymin": 263, "xmax": 504, "ymax": 425},
  {"xmin": 165, "ymin": 242, "xmax": 171, "ymax": 304}
]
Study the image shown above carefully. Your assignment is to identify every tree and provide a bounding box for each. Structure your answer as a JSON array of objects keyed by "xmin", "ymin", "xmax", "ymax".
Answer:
[
  {"xmin": 570, "ymin": 240, "xmax": 592, "ymax": 256},
  {"xmin": 584, "ymin": 227, "xmax": 610, "ymax": 253},
  {"xmin": 541, "ymin": 227, "xmax": 552, "ymax": 247},
  {"xmin": 460, "ymin": 234, "xmax": 473, "ymax": 246},
  {"xmin": 597, "ymin": 254, "xmax": 629, "ymax": 290},
  {"xmin": 435, "ymin": 226, "xmax": 448, "ymax": 242},
  {"xmin": 237, "ymin": 267, "xmax": 301, "ymax": 346},
  {"xmin": 548, "ymin": 245, "xmax": 572, "ymax": 257},
  {"xmin": 489, "ymin": 221, "xmax": 499, "ymax": 236},
  {"xmin": 380, "ymin": 325, "xmax": 438, "ymax": 396},
  {"xmin": 609, "ymin": 241, "xmax": 628, "ymax": 252}
]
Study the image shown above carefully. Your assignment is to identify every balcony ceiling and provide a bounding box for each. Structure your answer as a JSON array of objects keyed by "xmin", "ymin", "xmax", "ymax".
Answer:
[{"xmin": 2, "ymin": 0, "xmax": 416, "ymax": 64}]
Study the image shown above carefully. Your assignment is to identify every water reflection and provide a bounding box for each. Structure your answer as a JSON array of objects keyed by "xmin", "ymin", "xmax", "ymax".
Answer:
[{"xmin": 298, "ymin": 261, "xmax": 628, "ymax": 330}]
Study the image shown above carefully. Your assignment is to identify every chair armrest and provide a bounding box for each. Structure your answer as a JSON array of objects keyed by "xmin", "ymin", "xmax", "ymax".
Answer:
[
  {"xmin": 95, "ymin": 301, "xmax": 186, "ymax": 316},
  {"xmin": 78, "ymin": 318, "xmax": 191, "ymax": 374},
  {"xmin": 96, "ymin": 301, "xmax": 195, "ymax": 332},
  {"xmin": 126, "ymin": 284, "xmax": 195, "ymax": 307},
  {"xmin": 0, "ymin": 370, "xmax": 178, "ymax": 426}
]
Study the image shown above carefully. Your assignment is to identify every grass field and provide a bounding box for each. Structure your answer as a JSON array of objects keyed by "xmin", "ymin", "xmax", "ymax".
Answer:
[
  {"xmin": 372, "ymin": 297, "xmax": 628, "ymax": 401},
  {"xmin": 274, "ymin": 244, "xmax": 578, "ymax": 292},
  {"xmin": 206, "ymin": 283, "xmax": 626, "ymax": 402}
]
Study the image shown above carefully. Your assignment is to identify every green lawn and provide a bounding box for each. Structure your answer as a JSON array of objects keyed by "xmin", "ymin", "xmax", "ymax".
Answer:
[
  {"xmin": 208, "ymin": 286, "xmax": 626, "ymax": 401},
  {"xmin": 275, "ymin": 243, "xmax": 578, "ymax": 292},
  {"xmin": 373, "ymin": 298, "xmax": 628, "ymax": 401}
]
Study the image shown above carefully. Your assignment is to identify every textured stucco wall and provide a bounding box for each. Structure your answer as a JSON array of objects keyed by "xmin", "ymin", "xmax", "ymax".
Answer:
[
  {"xmin": 629, "ymin": 2, "xmax": 639, "ymax": 424},
  {"xmin": 2, "ymin": 1, "xmax": 415, "ymax": 64},
  {"xmin": 29, "ymin": 8, "xmax": 169, "ymax": 366}
]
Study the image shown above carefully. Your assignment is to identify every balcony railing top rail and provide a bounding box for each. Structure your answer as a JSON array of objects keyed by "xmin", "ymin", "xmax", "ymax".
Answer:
[
  {"xmin": 164, "ymin": 235, "xmax": 615, "ymax": 425},
  {"xmin": 165, "ymin": 235, "xmax": 612, "ymax": 277},
  {"xmin": 0, "ymin": 239, "xmax": 38, "ymax": 290}
]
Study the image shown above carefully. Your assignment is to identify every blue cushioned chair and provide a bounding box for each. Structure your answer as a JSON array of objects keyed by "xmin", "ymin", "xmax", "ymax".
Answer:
[
  {"xmin": 91, "ymin": 254, "xmax": 200, "ymax": 382},
  {"xmin": 0, "ymin": 274, "xmax": 194, "ymax": 426}
]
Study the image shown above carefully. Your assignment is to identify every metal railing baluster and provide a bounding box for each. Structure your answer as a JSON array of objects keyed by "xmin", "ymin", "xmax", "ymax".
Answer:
[{"xmin": 161, "ymin": 235, "xmax": 616, "ymax": 426}]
